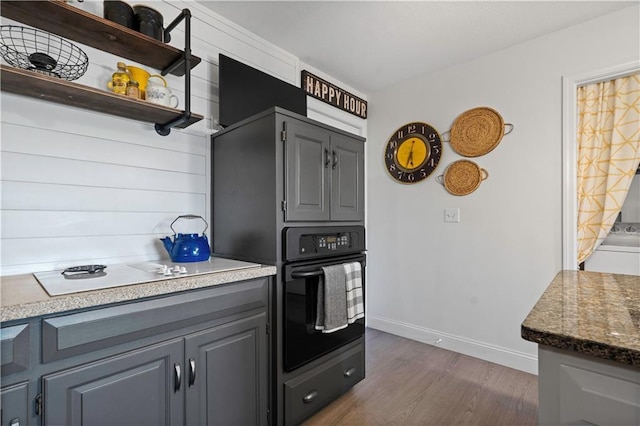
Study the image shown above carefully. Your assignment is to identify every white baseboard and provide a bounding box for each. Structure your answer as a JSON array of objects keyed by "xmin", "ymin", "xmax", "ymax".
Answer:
[{"xmin": 367, "ymin": 315, "xmax": 538, "ymax": 375}]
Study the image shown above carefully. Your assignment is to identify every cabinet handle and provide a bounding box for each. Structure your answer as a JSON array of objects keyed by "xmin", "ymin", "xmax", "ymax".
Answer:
[
  {"xmin": 188, "ymin": 358, "xmax": 196, "ymax": 387},
  {"xmin": 332, "ymin": 150, "xmax": 338, "ymax": 169},
  {"xmin": 174, "ymin": 363, "xmax": 181, "ymax": 392},
  {"xmin": 344, "ymin": 367, "xmax": 356, "ymax": 378},
  {"xmin": 303, "ymin": 390, "xmax": 318, "ymax": 404},
  {"xmin": 324, "ymin": 148, "xmax": 331, "ymax": 168}
]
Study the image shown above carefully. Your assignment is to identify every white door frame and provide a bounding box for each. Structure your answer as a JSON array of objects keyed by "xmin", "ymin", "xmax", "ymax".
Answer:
[{"xmin": 561, "ymin": 61, "xmax": 640, "ymax": 269}]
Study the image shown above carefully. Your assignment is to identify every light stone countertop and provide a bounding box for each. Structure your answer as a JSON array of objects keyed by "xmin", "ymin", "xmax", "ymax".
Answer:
[
  {"xmin": 521, "ymin": 270, "xmax": 640, "ymax": 366},
  {"xmin": 1, "ymin": 263, "xmax": 277, "ymax": 323}
]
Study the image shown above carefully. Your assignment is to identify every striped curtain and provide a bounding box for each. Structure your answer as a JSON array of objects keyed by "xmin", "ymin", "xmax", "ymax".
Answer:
[{"xmin": 576, "ymin": 73, "xmax": 640, "ymax": 265}]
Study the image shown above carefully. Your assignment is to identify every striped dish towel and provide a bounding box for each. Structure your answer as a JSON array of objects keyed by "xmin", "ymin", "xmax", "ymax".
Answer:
[{"xmin": 344, "ymin": 262, "xmax": 364, "ymax": 323}]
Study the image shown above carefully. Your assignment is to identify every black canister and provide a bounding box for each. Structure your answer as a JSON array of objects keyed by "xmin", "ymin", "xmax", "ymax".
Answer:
[
  {"xmin": 133, "ymin": 5, "xmax": 166, "ymax": 42},
  {"xmin": 103, "ymin": 0, "xmax": 135, "ymax": 29}
]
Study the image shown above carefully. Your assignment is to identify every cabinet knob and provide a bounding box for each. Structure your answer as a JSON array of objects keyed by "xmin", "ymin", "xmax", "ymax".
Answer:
[
  {"xmin": 344, "ymin": 367, "xmax": 356, "ymax": 378},
  {"xmin": 303, "ymin": 390, "xmax": 318, "ymax": 404}
]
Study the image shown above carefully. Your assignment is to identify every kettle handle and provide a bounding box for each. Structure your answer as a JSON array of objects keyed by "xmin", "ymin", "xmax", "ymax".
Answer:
[{"xmin": 170, "ymin": 215, "xmax": 209, "ymax": 235}]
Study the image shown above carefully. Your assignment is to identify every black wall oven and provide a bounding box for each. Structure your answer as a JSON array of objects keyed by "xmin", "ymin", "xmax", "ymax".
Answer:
[{"xmin": 282, "ymin": 226, "xmax": 365, "ymax": 372}]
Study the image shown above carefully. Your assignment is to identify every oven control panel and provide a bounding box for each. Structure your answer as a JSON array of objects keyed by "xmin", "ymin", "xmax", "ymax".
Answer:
[
  {"xmin": 301, "ymin": 233, "xmax": 351, "ymax": 254},
  {"xmin": 284, "ymin": 226, "xmax": 365, "ymax": 260}
]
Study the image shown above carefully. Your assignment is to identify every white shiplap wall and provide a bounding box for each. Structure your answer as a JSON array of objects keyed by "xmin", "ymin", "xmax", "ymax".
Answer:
[{"xmin": 0, "ymin": 0, "xmax": 305, "ymax": 276}]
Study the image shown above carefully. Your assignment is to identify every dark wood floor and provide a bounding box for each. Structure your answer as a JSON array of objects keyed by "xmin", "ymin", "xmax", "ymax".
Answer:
[{"xmin": 304, "ymin": 328, "xmax": 538, "ymax": 425}]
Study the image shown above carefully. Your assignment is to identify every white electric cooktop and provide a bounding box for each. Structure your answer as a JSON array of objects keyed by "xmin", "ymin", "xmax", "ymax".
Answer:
[{"xmin": 33, "ymin": 258, "xmax": 262, "ymax": 296}]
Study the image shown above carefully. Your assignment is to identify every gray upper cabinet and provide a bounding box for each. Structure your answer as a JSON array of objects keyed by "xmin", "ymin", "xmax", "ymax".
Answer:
[
  {"xmin": 284, "ymin": 118, "xmax": 364, "ymax": 222},
  {"xmin": 212, "ymin": 108, "xmax": 365, "ymax": 263},
  {"xmin": 330, "ymin": 132, "xmax": 365, "ymax": 222},
  {"xmin": 285, "ymin": 120, "xmax": 331, "ymax": 221}
]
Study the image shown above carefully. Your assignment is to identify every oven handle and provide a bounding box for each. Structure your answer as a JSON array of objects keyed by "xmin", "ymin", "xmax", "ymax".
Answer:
[
  {"xmin": 285, "ymin": 256, "xmax": 366, "ymax": 281},
  {"xmin": 291, "ymin": 269, "xmax": 324, "ymax": 279}
]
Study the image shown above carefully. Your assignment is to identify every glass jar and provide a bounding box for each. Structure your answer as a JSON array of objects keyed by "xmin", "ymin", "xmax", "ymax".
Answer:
[
  {"xmin": 108, "ymin": 62, "xmax": 131, "ymax": 95},
  {"xmin": 126, "ymin": 79, "xmax": 140, "ymax": 99}
]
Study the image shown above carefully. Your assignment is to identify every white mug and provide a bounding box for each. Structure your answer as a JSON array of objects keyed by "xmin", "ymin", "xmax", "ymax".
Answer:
[{"xmin": 146, "ymin": 84, "xmax": 179, "ymax": 108}]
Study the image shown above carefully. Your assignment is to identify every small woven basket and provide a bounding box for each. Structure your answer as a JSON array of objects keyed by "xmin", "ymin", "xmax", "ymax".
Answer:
[
  {"xmin": 449, "ymin": 107, "xmax": 512, "ymax": 157},
  {"xmin": 439, "ymin": 159, "xmax": 488, "ymax": 196}
]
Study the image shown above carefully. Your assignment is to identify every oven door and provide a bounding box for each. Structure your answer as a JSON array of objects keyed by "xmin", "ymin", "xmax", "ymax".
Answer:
[{"xmin": 283, "ymin": 254, "xmax": 365, "ymax": 372}]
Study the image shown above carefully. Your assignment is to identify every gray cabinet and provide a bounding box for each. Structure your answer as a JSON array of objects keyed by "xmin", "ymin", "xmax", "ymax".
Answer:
[
  {"xmin": 1, "ymin": 277, "xmax": 270, "ymax": 426},
  {"xmin": 330, "ymin": 132, "xmax": 365, "ymax": 222},
  {"xmin": 538, "ymin": 345, "xmax": 640, "ymax": 425},
  {"xmin": 212, "ymin": 108, "xmax": 366, "ymax": 265},
  {"xmin": 1, "ymin": 324, "xmax": 30, "ymax": 376},
  {"xmin": 284, "ymin": 118, "xmax": 364, "ymax": 222},
  {"xmin": 1, "ymin": 325, "xmax": 31, "ymax": 426},
  {"xmin": 43, "ymin": 339, "xmax": 184, "ymax": 426},
  {"xmin": 1, "ymin": 382, "xmax": 29, "ymax": 426},
  {"xmin": 42, "ymin": 312, "xmax": 269, "ymax": 426},
  {"xmin": 185, "ymin": 313, "xmax": 268, "ymax": 426}
]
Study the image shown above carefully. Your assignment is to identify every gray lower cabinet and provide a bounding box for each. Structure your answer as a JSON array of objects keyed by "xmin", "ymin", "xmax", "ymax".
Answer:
[
  {"xmin": 1, "ymin": 324, "xmax": 30, "ymax": 376},
  {"xmin": 538, "ymin": 345, "xmax": 640, "ymax": 425},
  {"xmin": 1, "ymin": 277, "xmax": 270, "ymax": 426},
  {"xmin": 1, "ymin": 381, "xmax": 29, "ymax": 426},
  {"xmin": 185, "ymin": 313, "xmax": 268, "ymax": 426},
  {"xmin": 43, "ymin": 339, "xmax": 184, "ymax": 426},
  {"xmin": 42, "ymin": 313, "xmax": 269, "ymax": 426}
]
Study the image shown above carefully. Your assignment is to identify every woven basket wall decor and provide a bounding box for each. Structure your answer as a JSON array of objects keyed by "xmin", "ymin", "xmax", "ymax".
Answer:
[
  {"xmin": 437, "ymin": 159, "xmax": 489, "ymax": 196},
  {"xmin": 448, "ymin": 107, "xmax": 513, "ymax": 157}
]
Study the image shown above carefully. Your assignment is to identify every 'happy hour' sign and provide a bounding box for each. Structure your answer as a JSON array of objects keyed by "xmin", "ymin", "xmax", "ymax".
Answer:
[{"xmin": 301, "ymin": 70, "xmax": 367, "ymax": 119}]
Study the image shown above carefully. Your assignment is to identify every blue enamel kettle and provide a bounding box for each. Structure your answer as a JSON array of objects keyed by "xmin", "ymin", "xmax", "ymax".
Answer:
[{"xmin": 160, "ymin": 215, "xmax": 211, "ymax": 262}]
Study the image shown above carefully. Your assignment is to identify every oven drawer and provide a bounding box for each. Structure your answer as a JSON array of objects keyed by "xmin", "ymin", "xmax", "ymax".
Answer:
[{"xmin": 284, "ymin": 344, "xmax": 364, "ymax": 425}]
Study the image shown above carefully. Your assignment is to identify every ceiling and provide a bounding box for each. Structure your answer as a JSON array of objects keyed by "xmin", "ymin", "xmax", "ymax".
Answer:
[{"xmin": 200, "ymin": 1, "xmax": 636, "ymax": 95}]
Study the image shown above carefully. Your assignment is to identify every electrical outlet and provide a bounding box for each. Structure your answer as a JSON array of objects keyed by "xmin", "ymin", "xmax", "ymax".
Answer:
[{"xmin": 444, "ymin": 208, "xmax": 460, "ymax": 223}]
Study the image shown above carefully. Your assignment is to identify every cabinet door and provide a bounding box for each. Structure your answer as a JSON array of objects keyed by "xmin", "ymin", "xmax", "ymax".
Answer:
[
  {"xmin": 185, "ymin": 313, "xmax": 268, "ymax": 426},
  {"xmin": 1, "ymin": 382, "xmax": 28, "ymax": 426},
  {"xmin": 330, "ymin": 133, "xmax": 365, "ymax": 221},
  {"xmin": 284, "ymin": 119, "xmax": 331, "ymax": 222},
  {"xmin": 43, "ymin": 339, "xmax": 183, "ymax": 426}
]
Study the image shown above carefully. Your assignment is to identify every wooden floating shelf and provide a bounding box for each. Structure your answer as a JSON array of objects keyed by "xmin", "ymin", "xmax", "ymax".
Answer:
[
  {"xmin": 0, "ymin": 0, "xmax": 201, "ymax": 76},
  {"xmin": 1, "ymin": 65, "xmax": 203, "ymax": 129}
]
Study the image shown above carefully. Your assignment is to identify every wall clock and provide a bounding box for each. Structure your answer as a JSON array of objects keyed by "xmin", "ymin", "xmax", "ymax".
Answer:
[{"xmin": 384, "ymin": 122, "xmax": 442, "ymax": 184}]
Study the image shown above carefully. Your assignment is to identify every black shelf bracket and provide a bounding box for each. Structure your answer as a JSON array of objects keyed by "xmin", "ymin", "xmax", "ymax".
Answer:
[{"xmin": 155, "ymin": 8, "xmax": 193, "ymax": 136}]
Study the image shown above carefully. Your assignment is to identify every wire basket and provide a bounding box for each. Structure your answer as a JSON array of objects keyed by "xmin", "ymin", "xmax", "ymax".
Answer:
[{"xmin": 0, "ymin": 25, "xmax": 88, "ymax": 80}]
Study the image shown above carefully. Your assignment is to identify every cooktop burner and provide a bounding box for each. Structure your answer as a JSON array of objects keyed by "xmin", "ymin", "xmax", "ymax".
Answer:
[{"xmin": 61, "ymin": 264, "xmax": 107, "ymax": 279}]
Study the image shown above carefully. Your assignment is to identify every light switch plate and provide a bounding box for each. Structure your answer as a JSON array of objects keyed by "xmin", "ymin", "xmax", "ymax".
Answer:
[{"xmin": 444, "ymin": 208, "xmax": 460, "ymax": 223}]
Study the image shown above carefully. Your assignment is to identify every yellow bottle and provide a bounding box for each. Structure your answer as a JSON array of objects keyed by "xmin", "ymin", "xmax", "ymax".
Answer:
[{"xmin": 107, "ymin": 62, "xmax": 131, "ymax": 95}]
